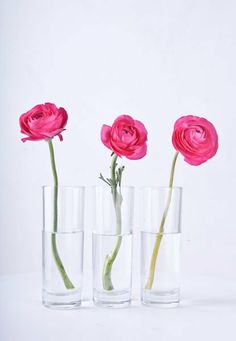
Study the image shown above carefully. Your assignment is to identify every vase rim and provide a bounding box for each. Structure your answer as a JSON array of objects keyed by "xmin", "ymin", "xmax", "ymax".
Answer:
[
  {"xmin": 42, "ymin": 185, "xmax": 85, "ymax": 189},
  {"xmin": 92, "ymin": 185, "xmax": 135, "ymax": 189},
  {"xmin": 140, "ymin": 230, "xmax": 181, "ymax": 235},
  {"xmin": 139, "ymin": 186, "xmax": 182, "ymax": 190}
]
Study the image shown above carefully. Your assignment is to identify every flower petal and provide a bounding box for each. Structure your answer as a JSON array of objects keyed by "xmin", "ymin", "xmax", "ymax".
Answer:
[
  {"xmin": 126, "ymin": 143, "xmax": 147, "ymax": 160},
  {"xmin": 101, "ymin": 124, "xmax": 112, "ymax": 149}
]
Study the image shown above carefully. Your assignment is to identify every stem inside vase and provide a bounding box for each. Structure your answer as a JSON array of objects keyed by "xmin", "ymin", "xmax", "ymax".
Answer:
[
  {"xmin": 145, "ymin": 152, "xmax": 179, "ymax": 290},
  {"xmin": 102, "ymin": 154, "xmax": 123, "ymax": 290},
  {"xmin": 48, "ymin": 139, "xmax": 74, "ymax": 290}
]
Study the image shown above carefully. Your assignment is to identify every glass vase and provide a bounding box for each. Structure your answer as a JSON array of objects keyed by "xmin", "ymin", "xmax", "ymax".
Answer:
[
  {"xmin": 140, "ymin": 187, "xmax": 182, "ymax": 307},
  {"xmin": 42, "ymin": 186, "xmax": 85, "ymax": 309},
  {"xmin": 92, "ymin": 186, "xmax": 134, "ymax": 307}
]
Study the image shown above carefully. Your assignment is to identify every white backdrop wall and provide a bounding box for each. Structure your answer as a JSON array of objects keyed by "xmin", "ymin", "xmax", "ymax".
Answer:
[{"xmin": 0, "ymin": 0, "xmax": 235, "ymax": 289}]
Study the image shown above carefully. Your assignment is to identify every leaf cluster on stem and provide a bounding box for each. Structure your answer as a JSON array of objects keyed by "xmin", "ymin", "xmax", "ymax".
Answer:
[{"xmin": 99, "ymin": 153, "xmax": 125, "ymax": 191}]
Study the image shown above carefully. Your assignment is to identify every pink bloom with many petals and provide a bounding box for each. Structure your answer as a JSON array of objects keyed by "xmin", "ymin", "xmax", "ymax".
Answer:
[
  {"xmin": 20, "ymin": 103, "xmax": 68, "ymax": 142},
  {"xmin": 172, "ymin": 115, "xmax": 218, "ymax": 165},
  {"xmin": 101, "ymin": 115, "xmax": 148, "ymax": 160}
]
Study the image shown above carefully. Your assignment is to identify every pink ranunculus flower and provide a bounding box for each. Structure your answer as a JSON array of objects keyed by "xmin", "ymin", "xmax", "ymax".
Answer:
[
  {"xmin": 172, "ymin": 115, "xmax": 218, "ymax": 166},
  {"xmin": 20, "ymin": 102, "xmax": 68, "ymax": 142},
  {"xmin": 101, "ymin": 115, "xmax": 148, "ymax": 160}
]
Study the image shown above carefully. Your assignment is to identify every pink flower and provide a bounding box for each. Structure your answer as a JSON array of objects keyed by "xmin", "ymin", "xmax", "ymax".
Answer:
[
  {"xmin": 172, "ymin": 115, "xmax": 218, "ymax": 165},
  {"xmin": 101, "ymin": 115, "xmax": 148, "ymax": 160},
  {"xmin": 19, "ymin": 103, "xmax": 68, "ymax": 142}
]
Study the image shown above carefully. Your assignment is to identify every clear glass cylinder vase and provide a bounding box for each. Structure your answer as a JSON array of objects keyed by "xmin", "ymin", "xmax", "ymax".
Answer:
[
  {"xmin": 42, "ymin": 186, "xmax": 85, "ymax": 309},
  {"xmin": 92, "ymin": 186, "xmax": 134, "ymax": 307},
  {"xmin": 140, "ymin": 187, "xmax": 182, "ymax": 307}
]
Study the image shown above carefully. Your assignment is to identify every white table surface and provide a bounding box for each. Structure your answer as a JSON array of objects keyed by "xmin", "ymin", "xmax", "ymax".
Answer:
[{"xmin": 0, "ymin": 273, "xmax": 235, "ymax": 341}]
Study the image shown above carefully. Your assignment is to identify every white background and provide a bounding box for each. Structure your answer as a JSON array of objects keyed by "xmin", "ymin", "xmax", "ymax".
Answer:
[{"xmin": 0, "ymin": 0, "xmax": 235, "ymax": 294}]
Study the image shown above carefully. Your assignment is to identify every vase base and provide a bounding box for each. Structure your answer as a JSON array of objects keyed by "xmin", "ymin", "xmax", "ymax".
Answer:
[
  {"xmin": 142, "ymin": 300, "xmax": 179, "ymax": 308},
  {"xmin": 42, "ymin": 289, "xmax": 81, "ymax": 310},
  {"xmin": 43, "ymin": 301, "xmax": 81, "ymax": 310},
  {"xmin": 93, "ymin": 289, "xmax": 131, "ymax": 308},
  {"xmin": 142, "ymin": 289, "xmax": 179, "ymax": 308}
]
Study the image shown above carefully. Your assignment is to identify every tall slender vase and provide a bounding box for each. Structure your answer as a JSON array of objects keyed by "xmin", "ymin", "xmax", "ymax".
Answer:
[
  {"xmin": 140, "ymin": 186, "xmax": 182, "ymax": 307},
  {"xmin": 42, "ymin": 186, "xmax": 85, "ymax": 309},
  {"xmin": 92, "ymin": 186, "xmax": 134, "ymax": 307}
]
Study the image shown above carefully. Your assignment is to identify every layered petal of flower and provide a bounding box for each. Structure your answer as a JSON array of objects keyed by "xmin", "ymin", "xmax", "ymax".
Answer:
[
  {"xmin": 126, "ymin": 143, "xmax": 147, "ymax": 160},
  {"xmin": 19, "ymin": 103, "xmax": 68, "ymax": 142},
  {"xmin": 172, "ymin": 115, "xmax": 218, "ymax": 165},
  {"xmin": 101, "ymin": 125, "xmax": 112, "ymax": 149},
  {"xmin": 101, "ymin": 114, "xmax": 148, "ymax": 160}
]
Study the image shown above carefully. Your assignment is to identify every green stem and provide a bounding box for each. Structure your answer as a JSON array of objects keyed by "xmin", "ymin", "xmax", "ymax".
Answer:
[
  {"xmin": 102, "ymin": 154, "xmax": 123, "ymax": 290},
  {"xmin": 48, "ymin": 140, "xmax": 58, "ymax": 232},
  {"xmin": 145, "ymin": 151, "xmax": 179, "ymax": 290},
  {"xmin": 47, "ymin": 139, "xmax": 74, "ymax": 290}
]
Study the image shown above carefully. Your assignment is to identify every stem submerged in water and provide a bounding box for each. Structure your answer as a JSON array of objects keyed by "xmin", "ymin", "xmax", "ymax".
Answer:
[
  {"xmin": 102, "ymin": 154, "xmax": 123, "ymax": 291},
  {"xmin": 145, "ymin": 152, "xmax": 179, "ymax": 290},
  {"xmin": 48, "ymin": 139, "xmax": 74, "ymax": 290}
]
